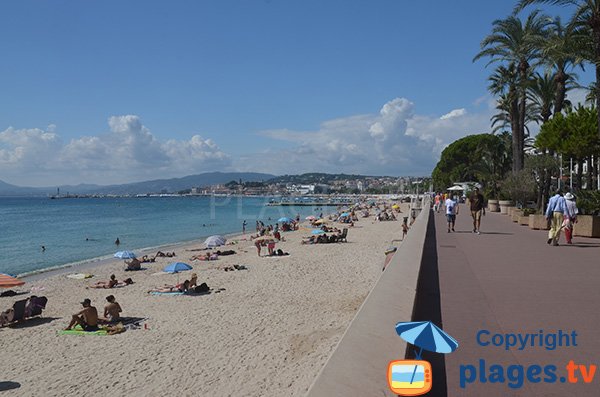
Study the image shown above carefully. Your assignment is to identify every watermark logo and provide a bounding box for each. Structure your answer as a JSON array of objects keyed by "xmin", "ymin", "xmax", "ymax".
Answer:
[
  {"xmin": 388, "ymin": 359, "xmax": 432, "ymax": 396},
  {"xmin": 388, "ymin": 321, "xmax": 459, "ymax": 396}
]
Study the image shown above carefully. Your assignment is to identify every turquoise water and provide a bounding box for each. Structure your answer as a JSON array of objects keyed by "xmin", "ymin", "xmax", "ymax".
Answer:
[{"xmin": 0, "ymin": 196, "xmax": 322, "ymax": 277}]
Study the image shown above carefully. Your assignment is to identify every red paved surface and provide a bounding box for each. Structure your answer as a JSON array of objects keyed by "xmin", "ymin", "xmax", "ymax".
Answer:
[{"xmin": 432, "ymin": 209, "xmax": 600, "ymax": 397}]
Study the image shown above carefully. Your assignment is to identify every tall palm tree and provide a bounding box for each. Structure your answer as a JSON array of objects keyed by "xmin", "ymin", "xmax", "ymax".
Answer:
[
  {"xmin": 529, "ymin": 72, "xmax": 557, "ymax": 122},
  {"xmin": 474, "ymin": 10, "xmax": 550, "ymax": 172},
  {"xmin": 539, "ymin": 16, "xmax": 582, "ymax": 114},
  {"xmin": 488, "ymin": 64, "xmax": 520, "ymax": 137},
  {"xmin": 515, "ymin": 0, "xmax": 600, "ymax": 136}
]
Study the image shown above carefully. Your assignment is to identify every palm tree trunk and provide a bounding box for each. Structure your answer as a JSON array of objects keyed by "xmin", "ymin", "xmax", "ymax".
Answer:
[
  {"xmin": 511, "ymin": 96, "xmax": 520, "ymax": 173},
  {"xmin": 554, "ymin": 70, "xmax": 566, "ymax": 115}
]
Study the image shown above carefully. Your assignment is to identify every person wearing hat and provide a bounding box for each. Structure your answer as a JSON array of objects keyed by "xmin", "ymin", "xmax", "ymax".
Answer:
[
  {"xmin": 563, "ymin": 192, "xmax": 578, "ymax": 245},
  {"xmin": 65, "ymin": 298, "xmax": 99, "ymax": 331},
  {"xmin": 545, "ymin": 189, "xmax": 572, "ymax": 246}
]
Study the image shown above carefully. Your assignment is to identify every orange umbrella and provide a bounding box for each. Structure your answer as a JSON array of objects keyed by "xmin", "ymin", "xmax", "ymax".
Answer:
[{"xmin": 0, "ymin": 273, "xmax": 25, "ymax": 288}]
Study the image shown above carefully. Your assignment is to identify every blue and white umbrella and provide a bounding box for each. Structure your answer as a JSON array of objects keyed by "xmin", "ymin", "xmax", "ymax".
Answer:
[
  {"xmin": 114, "ymin": 251, "xmax": 137, "ymax": 259},
  {"xmin": 395, "ymin": 321, "xmax": 458, "ymax": 358},
  {"xmin": 311, "ymin": 229, "xmax": 325, "ymax": 235},
  {"xmin": 163, "ymin": 262, "xmax": 193, "ymax": 274},
  {"xmin": 204, "ymin": 235, "xmax": 226, "ymax": 248},
  {"xmin": 278, "ymin": 217, "xmax": 293, "ymax": 223}
]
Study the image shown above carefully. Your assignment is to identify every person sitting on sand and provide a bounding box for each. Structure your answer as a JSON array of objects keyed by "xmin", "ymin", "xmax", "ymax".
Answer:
[
  {"xmin": 148, "ymin": 280, "xmax": 190, "ymax": 294},
  {"xmin": 90, "ymin": 274, "xmax": 118, "ymax": 289},
  {"xmin": 100, "ymin": 295, "xmax": 122, "ymax": 324},
  {"xmin": 189, "ymin": 273, "xmax": 198, "ymax": 288},
  {"xmin": 65, "ymin": 298, "xmax": 99, "ymax": 331},
  {"xmin": 125, "ymin": 258, "xmax": 142, "ymax": 271}
]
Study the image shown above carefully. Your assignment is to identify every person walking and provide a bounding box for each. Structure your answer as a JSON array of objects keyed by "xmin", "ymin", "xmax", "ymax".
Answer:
[
  {"xmin": 545, "ymin": 190, "xmax": 570, "ymax": 246},
  {"xmin": 468, "ymin": 187, "xmax": 485, "ymax": 234},
  {"xmin": 445, "ymin": 195, "xmax": 459, "ymax": 233},
  {"xmin": 242, "ymin": 220, "xmax": 247, "ymax": 235},
  {"xmin": 563, "ymin": 193, "xmax": 578, "ymax": 245}
]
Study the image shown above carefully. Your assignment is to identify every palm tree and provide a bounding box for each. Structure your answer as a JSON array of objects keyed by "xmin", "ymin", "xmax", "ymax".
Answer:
[
  {"xmin": 529, "ymin": 72, "xmax": 557, "ymax": 122},
  {"xmin": 539, "ymin": 16, "xmax": 582, "ymax": 114},
  {"xmin": 474, "ymin": 10, "xmax": 551, "ymax": 172},
  {"xmin": 515, "ymin": 0, "xmax": 600, "ymax": 136}
]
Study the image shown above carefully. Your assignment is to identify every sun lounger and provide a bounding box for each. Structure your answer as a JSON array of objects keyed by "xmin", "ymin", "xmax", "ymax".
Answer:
[{"xmin": 0, "ymin": 296, "xmax": 48, "ymax": 327}]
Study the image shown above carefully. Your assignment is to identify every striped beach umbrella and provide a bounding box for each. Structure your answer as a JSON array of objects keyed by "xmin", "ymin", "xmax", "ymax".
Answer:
[
  {"xmin": 0, "ymin": 273, "xmax": 25, "ymax": 288},
  {"xmin": 395, "ymin": 321, "xmax": 458, "ymax": 358}
]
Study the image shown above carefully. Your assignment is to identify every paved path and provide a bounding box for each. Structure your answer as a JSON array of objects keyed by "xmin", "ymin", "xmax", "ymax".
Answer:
[{"xmin": 429, "ymin": 209, "xmax": 600, "ymax": 397}]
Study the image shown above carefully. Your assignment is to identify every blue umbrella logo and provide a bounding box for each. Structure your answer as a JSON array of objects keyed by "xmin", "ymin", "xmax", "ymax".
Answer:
[{"xmin": 395, "ymin": 321, "xmax": 458, "ymax": 358}]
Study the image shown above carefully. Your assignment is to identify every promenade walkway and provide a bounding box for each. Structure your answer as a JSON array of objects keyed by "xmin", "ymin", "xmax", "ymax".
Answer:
[{"xmin": 430, "ymin": 209, "xmax": 600, "ymax": 396}]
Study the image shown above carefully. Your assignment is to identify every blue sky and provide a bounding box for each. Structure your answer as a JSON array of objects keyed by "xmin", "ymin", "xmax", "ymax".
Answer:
[{"xmin": 0, "ymin": 1, "xmax": 592, "ymax": 186}]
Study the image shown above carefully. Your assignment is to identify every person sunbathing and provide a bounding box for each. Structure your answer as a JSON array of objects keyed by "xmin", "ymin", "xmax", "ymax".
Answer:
[
  {"xmin": 65, "ymin": 298, "xmax": 99, "ymax": 331},
  {"xmin": 140, "ymin": 255, "xmax": 155, "ymax": 263},
  {"xmin": 148, "ymin": 280, "xmax": 190, "ymax": 294},
  {"xmin": 125, "ymin": 258, "xmax": 142, "ymax": 270},
  {"xmin": 89, "ymin": 274, "xmax": 118, "ymax": 289},
  {"xmin": 99, "ymin": 295, "xmax": 122, "ymax": 324}
]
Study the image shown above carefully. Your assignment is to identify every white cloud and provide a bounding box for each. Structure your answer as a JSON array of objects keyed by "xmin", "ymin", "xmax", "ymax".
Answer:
[
  {"xmin": 242, "ymin": 97, "xmax": 493, "ymax": 176},
  {"xmin": 0, "ymin": 115, "xmax": 231, "ymax": 186}
]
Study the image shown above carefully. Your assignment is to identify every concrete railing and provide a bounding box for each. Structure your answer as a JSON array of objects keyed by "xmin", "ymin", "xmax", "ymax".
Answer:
[{"xmin": 306, "ymin": 198, "xmax": 431, "ymax": 396}]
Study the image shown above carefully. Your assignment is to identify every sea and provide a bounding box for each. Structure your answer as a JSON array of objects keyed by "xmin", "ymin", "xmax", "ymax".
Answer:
[{"xmin": 0, "ymin": 196, "xmax": 325, "ymax": 277}]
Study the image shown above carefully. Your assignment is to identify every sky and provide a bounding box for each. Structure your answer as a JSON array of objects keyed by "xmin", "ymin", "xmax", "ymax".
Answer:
[{"xmin": 0, "ymin": 0, "xmax": 593, "ymax": 186}]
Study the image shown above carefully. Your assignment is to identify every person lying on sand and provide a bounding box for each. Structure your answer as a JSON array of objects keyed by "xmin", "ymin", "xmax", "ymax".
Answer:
[
  {"xmin": 99, "ymin": 295, "xmax": 122, "ymax": 324},
  {"xmin": 148, "ymin": 280, "xmax": 190, "ymax": 294},
  {"xmin": 65, "ymin": 298, "xmax": 99, "ymax": 331},
  {"xmin": 190, "ymin": 253, "xmax": 218, "ymax": 261},
  {"xmin": 140, "ymin": 255, "xmax": 155, "ymax": 263},
  {"xmin": 89, "ymin": 274, "xmax": 118, "ymax": 289},
  {"xmin": 215, "ymin": 250, "xmax": 236, "ymax": 256},
  {"xmin": 154, "ymin": 251, "xmax": 176, "ymax": 258}
]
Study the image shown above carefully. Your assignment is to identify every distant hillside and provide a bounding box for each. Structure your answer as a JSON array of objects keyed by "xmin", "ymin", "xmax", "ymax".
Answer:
[
  {"xmin": 267, "ymin": 173, "xmax": 374, "ymax": 185},
  {"xmin": 0, "ymin": 172, "xmax": 276, "ymax": 196},
  {"xmin": 88, "ymin": 172, "xmax": 275, "ymax": 195}
]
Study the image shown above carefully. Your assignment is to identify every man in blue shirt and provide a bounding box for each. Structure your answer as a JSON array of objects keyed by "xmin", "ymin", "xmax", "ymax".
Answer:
[{"xmin": 545, "ymin": 190, "xmax": 570, "ymax": 246}]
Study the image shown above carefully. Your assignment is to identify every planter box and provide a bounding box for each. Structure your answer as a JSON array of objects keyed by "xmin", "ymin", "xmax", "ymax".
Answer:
[
  {"xmin": 573, "ymin": 215, "xmax": 600, "ymax": 238},
  {"xmin": 511, "ymin": 209, "xmax": 524, "ymax": 222},
  {"xmin": 518, "ymin": 216, "xmax": 529, "ymax": 225},
  {"xmin": 529, "ymin": 214, "xmax": 549, "ymax": 230},
  {"xmin": 488, "ymin": 200, "xmax": 499, "ymax": 212},
  {"xmin": 499, "ymin": 200, "xmax": 513, "ymax": 214}
]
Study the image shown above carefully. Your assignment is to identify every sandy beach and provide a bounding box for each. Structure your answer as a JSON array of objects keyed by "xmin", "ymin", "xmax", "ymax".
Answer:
[{"xmin": 1, "ymin": 206, "xmax": 406, "ymax": 396}]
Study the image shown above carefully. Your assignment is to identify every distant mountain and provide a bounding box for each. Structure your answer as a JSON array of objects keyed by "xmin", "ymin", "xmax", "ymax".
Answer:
[
  {"xmin": 0, "ymin": 172, "xmax": 276, "ymax": 196},
  {"xmin": 87, "ymin": 172, "xmax": 275, "ymax": 195}
]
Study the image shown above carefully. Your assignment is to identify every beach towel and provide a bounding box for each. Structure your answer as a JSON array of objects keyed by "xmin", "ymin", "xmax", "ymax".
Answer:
[
  {"xmin": 66, "ymin": 273, "xmax": 93, "ymax": 279},
  {"xmin": 59, "ymin": 325, "xmax": 109, "ymax": 336}
]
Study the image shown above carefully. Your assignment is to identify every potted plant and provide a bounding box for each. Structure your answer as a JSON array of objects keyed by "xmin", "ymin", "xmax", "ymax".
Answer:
[
  {"xmin": 573, "ymin": 190, "xmax": 600, "ymax": 237},
  {"xmin": 529, "ymin": 209, "xmax": 549, "ymax": 230},
  {"xmin": 498, "ymin": 191, "xmax": 513, "ymax": 215}
]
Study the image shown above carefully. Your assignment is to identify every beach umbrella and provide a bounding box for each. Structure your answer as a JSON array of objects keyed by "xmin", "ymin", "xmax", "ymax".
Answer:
[
  {"xmin": 305, "ymin": 215, "xmax": 317, "ymax": 221},
  {"xmin": 278, "ymin": 217, "xmax": 293, "ymax": 223},
  {"xmin": 163, "ymin": 262, "xmax": 193, "ymax": 274},
  {"xmin": 447, "ymin": 185, "xmax": 464, "ymax": 191},
  {"xmin": 395, "ymin": 321, "xmax": 458, "ymax": 358},
  {"xmin": 311, "ymin": 229, "xmax": 325, "ymax": 235},
  {"xmin": 114, "ymin": 250, "xmax": 137, "ymax": 259},
  {"xmin": 0, "ymin": 273, "xmax": 25, "ymax": 288},
  {"xmin": 340, "ymin": 212, "xmax": 350, "ymax": 217},
  {"xmin": 204, "ymin": 235, "xmax": 227, "ymax": 248}
]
